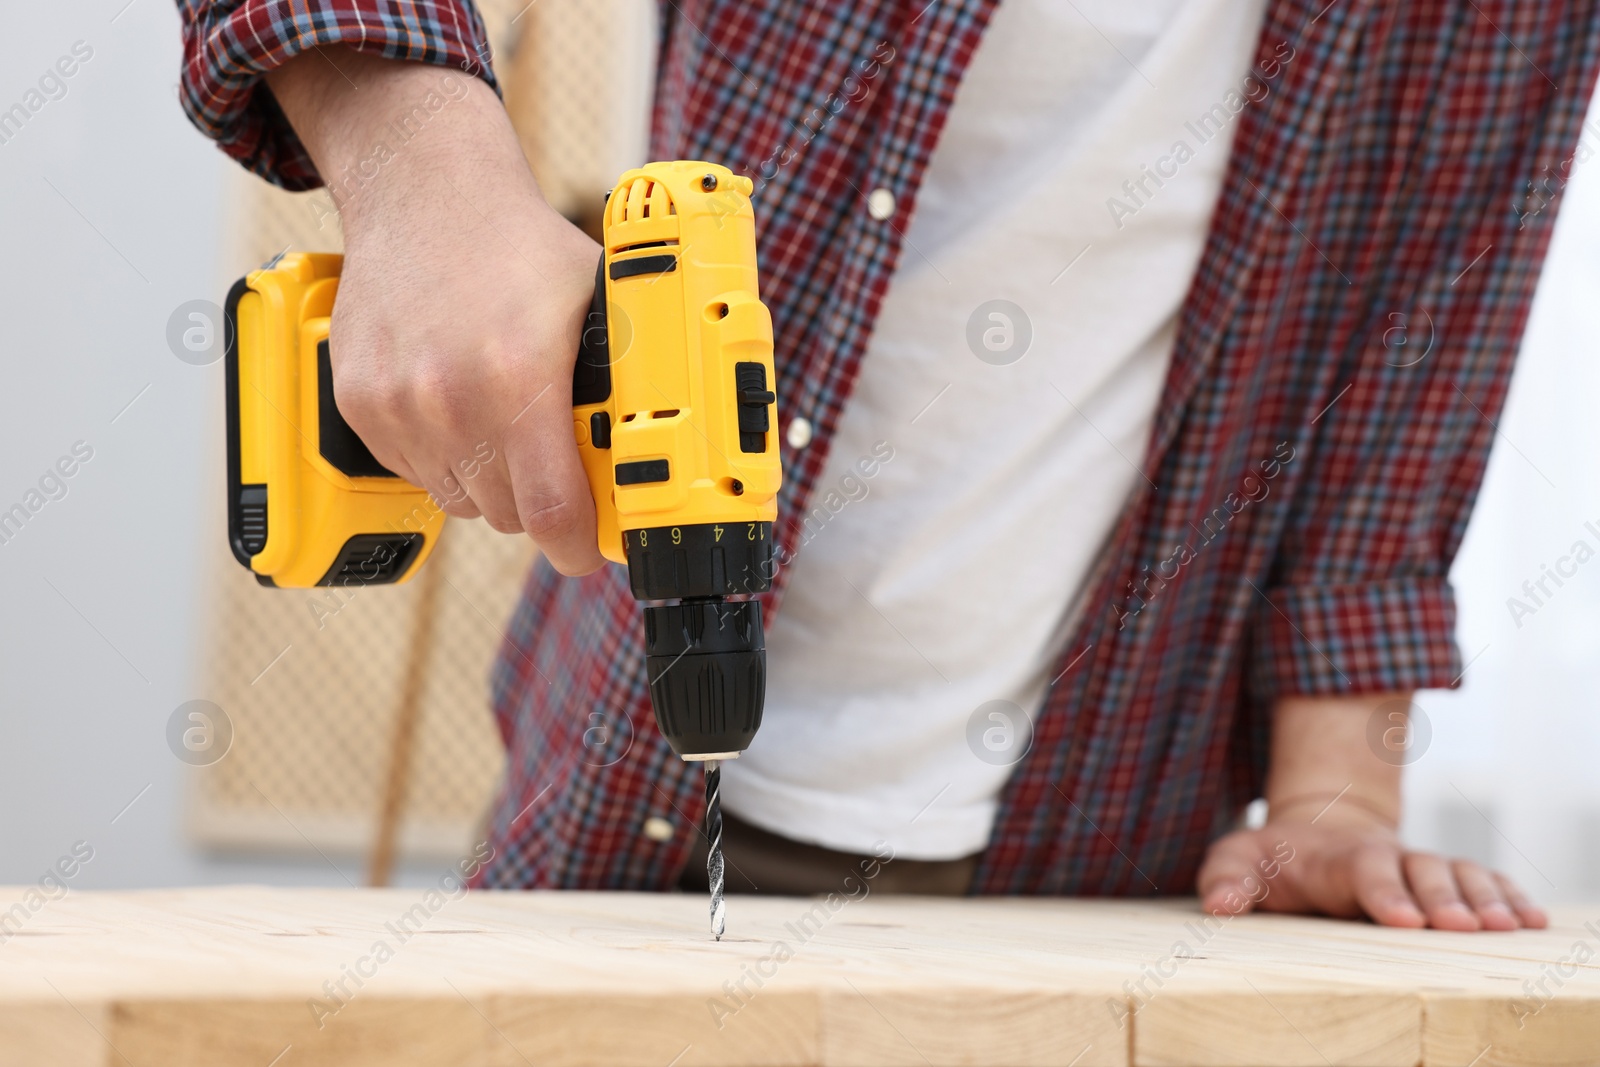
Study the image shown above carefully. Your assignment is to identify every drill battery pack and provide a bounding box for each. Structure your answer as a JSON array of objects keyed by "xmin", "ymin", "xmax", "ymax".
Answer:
[{"xmin": 224, "ymin": 251, "xmax": 443, "ymax": 589}]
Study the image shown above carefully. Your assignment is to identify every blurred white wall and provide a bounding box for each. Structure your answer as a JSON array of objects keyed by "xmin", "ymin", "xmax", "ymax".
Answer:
[{"xmin": 0, "ymin": 3, "xmax": 1595, "ymax": 900}]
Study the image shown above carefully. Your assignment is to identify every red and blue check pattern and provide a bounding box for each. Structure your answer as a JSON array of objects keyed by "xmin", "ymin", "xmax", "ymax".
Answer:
[
  {"xmin": 176, "ymin": 0, "xmax": 496, "ymax": 189},
  {"xmin": 177, "ymin": 0, "xmax": 1600, "ymax": 894}
]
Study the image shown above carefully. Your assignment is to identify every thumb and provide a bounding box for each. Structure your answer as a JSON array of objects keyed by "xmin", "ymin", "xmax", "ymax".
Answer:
[{"xmin": 1197, "ymin": 831, "xmax": 1271, "ymax": 917}]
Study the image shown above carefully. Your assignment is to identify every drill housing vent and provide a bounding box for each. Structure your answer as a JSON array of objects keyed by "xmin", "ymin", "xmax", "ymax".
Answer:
[{"xmin": 610, "ymin": 177, "xmax": 678, "ymax": 225}]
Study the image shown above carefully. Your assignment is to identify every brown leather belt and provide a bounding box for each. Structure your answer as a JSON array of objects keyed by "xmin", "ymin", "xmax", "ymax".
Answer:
[{"xmin": 679, "ymin": 809, "xmax": 979, "ymax": 896}]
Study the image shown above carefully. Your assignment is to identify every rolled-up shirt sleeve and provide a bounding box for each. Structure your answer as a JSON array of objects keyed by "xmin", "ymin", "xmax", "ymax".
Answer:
[
  {"xmin": 175, "ymin": 0, "xmax": 498, "ymax": 190},
  {"xmin": 1245, "ymin": 256, "xmax": 1543, "ymax": 700}
]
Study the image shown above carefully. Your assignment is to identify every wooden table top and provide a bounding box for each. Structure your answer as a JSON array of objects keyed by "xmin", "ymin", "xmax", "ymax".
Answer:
[{"xmin": 0, "ymin": 887, "xmax": 1594, "ymax": 1066}]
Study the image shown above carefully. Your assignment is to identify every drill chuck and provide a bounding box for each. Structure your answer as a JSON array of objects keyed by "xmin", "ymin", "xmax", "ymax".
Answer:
[
  {"xmin": 627, "ymin": 521, "xmax": 773, "ymax": 759},
  {"xmin": 644, "ymin": 598, "xmax": 766, "ymax": 759}
]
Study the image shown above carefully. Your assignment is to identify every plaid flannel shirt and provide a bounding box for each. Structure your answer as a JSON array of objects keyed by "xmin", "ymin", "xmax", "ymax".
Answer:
[{"xmin": 179, "ymin": 0, "xmax": 1600, "ymax": 893}]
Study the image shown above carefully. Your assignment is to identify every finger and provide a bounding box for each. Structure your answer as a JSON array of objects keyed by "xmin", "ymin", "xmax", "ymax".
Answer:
[
  {"xmin": 505, "ymin": 394, "xmax": 605, "ymax": 576},
  {"xmin": 378, "ymin": 451, "xmax": 423, "ymax": 486},
  {"xmin": 325, "ymin": 357, "xmax": 420, "ymax": 486},
  {"xmin": 1197, "ymin": 833, "xmax": 1268, "ymax": 916},
  {"xmin": 339, "ymin": 413, "xmax": 421, "ymax": 486},
  {"xmin": 1403, "ymin": 852, "xmax": 1480, "ymax": 931},
  {"xmin": 1351, "ymin": 843, "xmax": 1426, "ymax": 928},
  {"xmin": 1494, "ymin": 872, "xmax": 1549, "ymax": 929},
  {"xmin": 422, "ymin": 468, "xmax": 484, "ymax": 520},
  {"xmin": 1453, "ymin": 860, "xmax": 1518, "ymax": 931},
  {"xmin": 452, "ymin": 453, "xmax": 525, "ymax": 534}
]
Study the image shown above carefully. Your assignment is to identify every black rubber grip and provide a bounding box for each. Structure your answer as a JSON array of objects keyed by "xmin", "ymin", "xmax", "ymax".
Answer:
[
  {"xmin": 644, "ymin": 599, "xmax": 765, "ymax": 758},
  {"xmin": 609, "ymin": 254, "xmax": 678, "ymax": 281}
]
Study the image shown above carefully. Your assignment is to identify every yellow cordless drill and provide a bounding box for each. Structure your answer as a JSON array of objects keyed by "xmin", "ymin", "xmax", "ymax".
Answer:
[{"xmin": 223, "ymin": 161, "xmax": 780, "ymax": 938}]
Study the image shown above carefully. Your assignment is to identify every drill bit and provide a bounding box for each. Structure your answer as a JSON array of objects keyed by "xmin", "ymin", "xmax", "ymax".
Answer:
[{"xmin": 704, "ymin": 759, "xmax": 726, "ymax": 940}]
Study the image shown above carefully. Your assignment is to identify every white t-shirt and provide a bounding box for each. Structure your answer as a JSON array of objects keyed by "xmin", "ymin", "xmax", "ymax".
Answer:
[{"xmin": 723, "ymin": 0, "xmax": 1270, "ymax": 858}]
